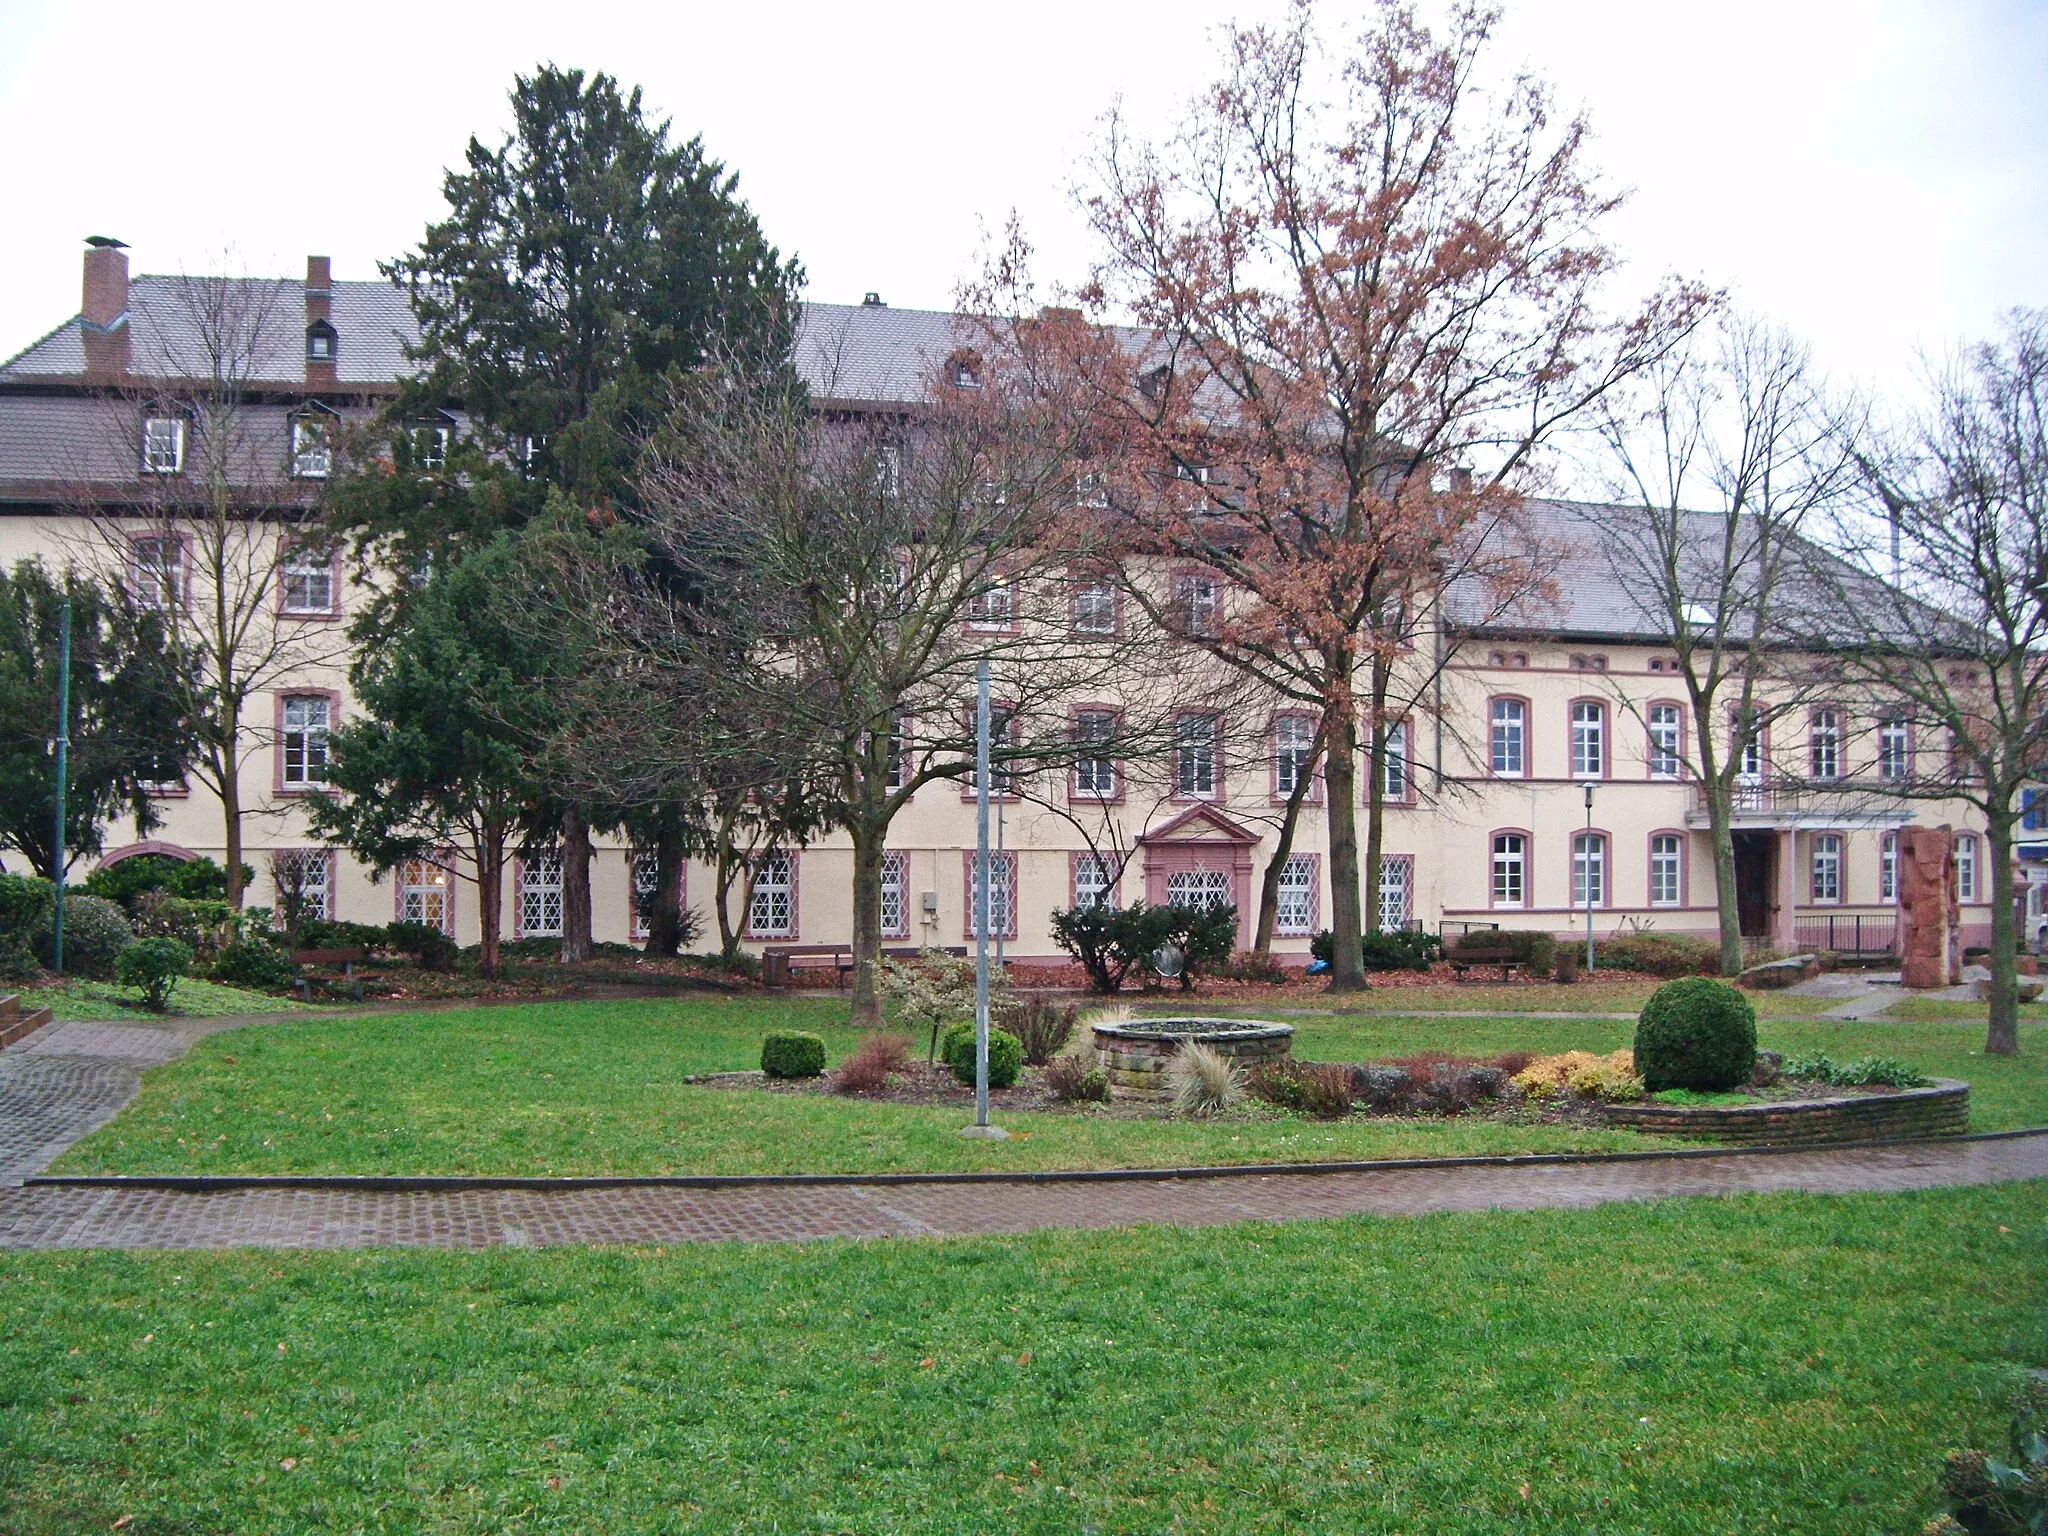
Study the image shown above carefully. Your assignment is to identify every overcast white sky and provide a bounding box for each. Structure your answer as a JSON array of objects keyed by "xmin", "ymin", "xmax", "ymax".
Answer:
[{"xmin": 2, "ymin": 0, "xmax": 2042, "ymax": 407}]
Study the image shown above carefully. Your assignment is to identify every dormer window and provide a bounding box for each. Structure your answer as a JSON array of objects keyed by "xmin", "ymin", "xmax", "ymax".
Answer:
[
  {"xmin": 1138, "ymin": 364, "xmax": 1171, "ymax": 402},
  {"xmin": 409, "ymin": 412, "xmax": 456, "ymax": 469},
  {"xmin": 950, "ymin": 352, "xmax": 982, "ymax": 389},
  {"xmin": 305, "ymin": 319, "xmax": 338, "ymax": 363},
  {"xmin": 141, "ymin": 415, "xmax": 185, "ymax": 475},
  {"xmin": 289, "ymin": 403, "xmax": 340, "ymax": 479}
]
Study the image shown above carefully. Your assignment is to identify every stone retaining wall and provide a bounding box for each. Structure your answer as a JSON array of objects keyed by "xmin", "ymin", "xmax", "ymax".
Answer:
[
  {"xmin": 1599, "ymin": 1078, "xmax": 1969, "ymax": 1144},
  {"xmin": 1093, "ymin": 1020, "xmax": 1294, "ymax": 1094}
]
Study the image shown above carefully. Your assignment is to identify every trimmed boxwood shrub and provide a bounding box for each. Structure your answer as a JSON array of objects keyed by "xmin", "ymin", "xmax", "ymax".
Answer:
[
  {"xmin": 116, "ymin": 936, "xmax": 193, "ymax": 1012},
  {"xmin": 1633, "ymin": 977, "xmax": 1757, "ymax": 1091},
  {"xmin": 1596, "ymin": 932, "xmax": 1719, "ymax": 977},
  {"xmin": 940, "ymin": 1020, "xmax": 1024, "ymax": 1088},
  {"xmin": 32, "ymin": 893, "xmax": 134, "ymax": 979},
  {"xmin": 210, "ymin": 940, "xmax": 298, "ymax": 992},
  {"xmin": 761, "ymin": 1030, "xmax": 826, "ymax": 1079},
  {"xmin": 1310, "ymin": 929, "xmax": 1441, "ymax": 971},
  {"xmin": 1452, "ymin": 927, "xmax": 1555, "ymax": 972}
]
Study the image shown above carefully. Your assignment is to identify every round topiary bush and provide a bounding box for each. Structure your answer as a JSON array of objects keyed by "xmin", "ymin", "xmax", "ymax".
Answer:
[
  {"xmin": 761, "ymin": 1030, "xmax": 826, "ymax": 1079},
  {"xmin": 210, "ymin": 940, "xmax": 298, "ymax": 993},
  {"xmin": 32, "ymin": 893, "xmax": 135, "ymax": 980},
  {"xmin": 940, "ymin": 1021, "xmax": 1024, "ymax": 1088},
  {"xmin": 1633, "ymin": 977, "xmax": 1758, "ymax": 1091}
]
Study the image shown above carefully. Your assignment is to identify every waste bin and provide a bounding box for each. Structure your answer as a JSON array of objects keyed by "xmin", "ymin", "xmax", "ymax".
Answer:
[{"xmin": 762, "ymin": 950, "xmax": 789, "ymax": 988}]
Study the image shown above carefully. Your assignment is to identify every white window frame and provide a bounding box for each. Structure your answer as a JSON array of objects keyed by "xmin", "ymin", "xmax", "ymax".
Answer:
[
  {"xmin": 1275, "ymin": 715, "xmax": 1315, "ymax": 797},
  {"xmin": 281, "ymin": 695, "xmax": 331, "ymax": 787},
  {"xmin": 630, "ymin": 847, "xmax": 661, "ymax": 940},
  {"xmin": 397, "ymin": 857, "xmax": 452, "ymax": 933},
  {"xmin": 1878, "ymin": 718, "xmax": 1911, "ymax": 781},
  {"xmin": 1173, "ymin": 573, "xmax": 1219, "ymax": 638},
  {"xmin": 141, "ymin": 415, "xmax": 185, "ymax": 475},
  {"xmin": 1176, "ymin": 714, "xmax": 1219, "ymax": 799},
  {"xmin": 967, "ymin": 850, "xmax": 1019, "ymax": 940},
  {"xmin": 291, "ymin": 415, "xmax": 333, "ymax": 479},
  {"xmin": 1490, "ymin": 699, "xmax": 1526, "ymax": 777},
  {"xmin": 965, "ymin": 578, "xmax": 1014, "ymax": 630},
  {"xmin": 130, "ymin": 534, "xmax": 184, "ymax": 610},
  {"xmin": 1073, "ymin": 580, "xmax": 1116, "ymax": 635},
  {"xmin": 1570, "ymin": 701, "xmax": 1605, "ymax": 779},
  {"xmin": 1380, "ymin": 719, "xmax": 1409, "ymax": 801},
  {"xmin": 1880, "ymin": 831, "xmax": 1898, "ymax": 903},
  {"xmin": 519, "ymin": 848, "xmax": 565, "ymax": 938},
  {"xmin": 1572, "ymin": 831, "xmax": 1607, "ymax": 908},
  {"xmin": 1648, "ymin": 702, "xmax": 1683, "ymax": 779},
  {"xmin": 1811, "ymin": 832, "xmax": 1843, "ymax": 905},
  {"xmin": 1277, "ymin": 853, "xmax": 1318, "ymax": 936},
  {"xmin": 1957, "ymin": 833, "xmax": 1978, "ymax": 902},
  {"xmin": 1073, "ymin": 710, "xmax": 1118, "ymax": 799},
  {"xmin": 880, "ymin": 850, "xmax": 909, "ymax": 938},
  {"xmin": 281, "ymin": 546, "xmax": 335, "ymax": 615},
  {"xmin": 1377, "ymin": 856, "xmax": 1411, "ymax": 933},
  {"xmin": 748, "ymin": 851, "xmax": 796, "ymax": 939},
  {"xmin": 1649, "ymin": 834, "xmax": 1683, "ymax": 907},
  {"xmin": 1810, "ymin": 709, "xmax": 1842, "ymax": 781},
  {"xmin": 1165, "ymin": 868, "xmax": 1233, "ymax": 911},
  {"xmin": 1491, "ymin": 833, "xmax": 1527, "ymax": 909},
  {"xmin": 272, "ymin": 848, "xmax": 331, "ymax": 922},
  {"xmin": 1073, "ymin": 853, "xmax": 1115, "ymax": 910}
]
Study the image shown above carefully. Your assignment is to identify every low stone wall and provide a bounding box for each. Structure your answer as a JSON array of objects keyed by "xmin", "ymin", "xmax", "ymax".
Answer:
[
  {"xmin": 1598, "ymin": 1078, "xmax": 1970, "ymax": 1144},
  {"xmin": 1093, "ymin": 1019, "xmax": 1294, "ymax": 1094}
]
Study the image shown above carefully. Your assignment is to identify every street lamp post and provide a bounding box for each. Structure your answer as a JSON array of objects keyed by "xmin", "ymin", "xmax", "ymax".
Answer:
[
  {"xmin": 1581, "ymin": 780, "xmax": 1597, "ymax": 973},
  {"xmin": 959, "ymin": 658, "xmax": 1008, "ymax": 1141}
]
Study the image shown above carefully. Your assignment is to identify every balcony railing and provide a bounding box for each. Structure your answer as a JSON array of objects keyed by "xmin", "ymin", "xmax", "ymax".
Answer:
[{"xmin": 1688, "ymin": 777, "xmax": 1919, "ymax": 826}]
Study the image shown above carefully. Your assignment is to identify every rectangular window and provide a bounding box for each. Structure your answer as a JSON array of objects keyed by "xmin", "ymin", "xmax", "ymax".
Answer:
[
  {"xmin": 1491, "ymin": 833, "xmax": 1526, "ymax": 909},
  {"xmin": 884, "ymin": 714, "xmax": 909, "ymax": 791},
  {"xmin": 1277, "ymin": 854, "xmax": 1318, "ymax": 936},
  {"xmin": 1490, "ymin": 699, "xmax": 1526, "ymax": 777},
  {"xmin": 1648, "ymin": 703, "xmax": 1682, "ymax": 778},
  {"xmin": 291, "ymin": 417, "xmax": 332, "ymax": 479},
  {"xmin": 1075, "ymin": 469, "xmax": 1108, "ymax": 508},
  {"xmin": 630, "ymin": 847, "xmax": 661, "ymax": 940},
  {"xmin": 1957, "ymin": 834, "xmax": 1978, "ymax": 902},
  {"xmin": 1380, "ymin": 720, "xmax": 1409, "ymax": 801},
  {"xmin": 1074, "ymin": 853, "xmax": 1115, "ymax": 910},
  {"xmin": 1176, "ymin": 715, "xmax": 1218, "ymax": 798},
  {"xmin": 1073, "ymin": 710, "xmax": 1118, "ymax": 798},
  {"xmin": 1650, "ymin": 834, "xmax": 1682, "ymax": 907},
  {"xmin": 519, "ymin": 849, "xmax": 564, "ymax": 938},
  {"xmin": 281, "ymin": 547, "xmax": 334, "ymax": 615},
  {"xmin": 1377, "ymin": 857, "xmax": 1410, "ymax": 932},
  {"xmin": 1880, "ymin": 832, "xmax": 1897, "ymax": 903},
  {"xmin": 875, "ymin": 444, "xmax": 902, "ymax": 498},
  {"xmin": 1274, "ymin": 715, "xmax": 1315, "ymax": 797},
  {"xmin": 966, "ymin": 850, "xmax": 1018, "ymax": 939},
  {"xmin": 748, "ymin": 851, "xmax": 795, "ymax": 938},
  {"xmin": 131, "ymin": 535, "xmax": 183, "ymax": 610},
  {"xmin": 1166, "ymin": 868, "xmax": 1232, "ymax": 910},
  {"xmin": 415, "ymin": 424, "xmax": 450, "ymax": 468},
  {"xmin": 2026, "ymin": 789, "xmax": 2048, "ymax": 833},
  {"xmin": 1572, "ymin": 832, "xmax": 1606, "ymax": 908},
  {"xmin": 398, "ymin": 857, "xmax": 451, "ymax": 933},
  {"xmin": 1173, "ymin": 573, "xmax": 1219, "ymax": 638},
  {"xmin": 965, "ymin": 578, "xmax": 1013, "ymax": 629},
  {"xmin": 1073, "ymin": 580, "xmax": 1116, "ymax": 635},
  {"xmin": 1878, "ymin": 718, "xmax": 1911, "ymax": 781},
  {"xmin": 141, "ymin": 416, "xmax": 185, "ymax": 474},
  {"xmin": 280, "ymin": 695, "xmax": 331, "ymax": 787},
  {"xmin": 880, "ymin": 850, "xmax": 909, "ymax": 938},
  {"xmin": 1809, "ymin": 709, "xmax": 1842, "ymax": 781},
  {"xmin": 1811, "ymin": 833, "xmax": 1843, "ymax": 904},
  {"xmin": 272, "ymin": 849, "xmax": 330, "ymax": 922},
  {"xmin": 1570, "ymin": 701, "xmax": 1605, "ymax": 778},
  {"xmin": 966, "ymin": 708, "xmax": 1021, "ymax": 797}
]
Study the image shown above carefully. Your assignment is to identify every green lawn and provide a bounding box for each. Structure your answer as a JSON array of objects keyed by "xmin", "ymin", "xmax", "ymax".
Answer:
[
  {"xmin": 51, "ymin": 996, "xmax": 2048, "ymax": 1178},
  {"xmin": 14, "ymin": 977, "xmax": 317, "ymax": 1021},
  {"xmin": 2, "ymin": 1183, "xmax": 2041, "ymax": 1534}
]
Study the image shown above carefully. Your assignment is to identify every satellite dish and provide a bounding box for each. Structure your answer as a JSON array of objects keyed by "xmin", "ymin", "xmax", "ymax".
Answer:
[{"xmin": 1151, "ymin": 944, "xmax": 1186, "ymax": 979}]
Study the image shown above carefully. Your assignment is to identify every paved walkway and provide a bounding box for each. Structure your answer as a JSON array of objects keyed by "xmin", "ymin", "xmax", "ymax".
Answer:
[{"xmin": 2, "ymin": 1007, "xmax": 2041, "ymax": 1253}]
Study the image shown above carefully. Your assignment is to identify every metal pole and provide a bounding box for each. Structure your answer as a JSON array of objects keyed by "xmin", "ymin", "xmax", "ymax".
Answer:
[
  {"xmin": 51, "ymin": 597, "xmax": 72, "ymax": 974},
  {"xmin": 1583, "ymin": 781, "xmax": 1596, "ymax": 974},
  {"xmin": 970, "ymin": 660, "xmax": 994, "ymax": 1131},
  {"xmin": 995, "ymin": 798, "xmax": 1006, "ymax": 971}
]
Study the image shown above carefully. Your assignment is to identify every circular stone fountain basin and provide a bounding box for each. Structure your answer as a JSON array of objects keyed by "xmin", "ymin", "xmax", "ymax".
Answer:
[{"xmin": 1091, "ymin": 1017, "xmax": 1294, "ymax": 1093}]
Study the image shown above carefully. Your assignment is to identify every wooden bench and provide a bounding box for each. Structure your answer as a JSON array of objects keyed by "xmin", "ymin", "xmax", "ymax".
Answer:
[
  {"xmin": 762, "ymin": 944, "xmax": 854, "ymax": 988},
  {"xmin": 290, "ymin": 946, "xmax": 372, "ymax": 1002},
  {"xmin": 1448, "ymin": 948, "xmax": 1526, "ymax": 982}
]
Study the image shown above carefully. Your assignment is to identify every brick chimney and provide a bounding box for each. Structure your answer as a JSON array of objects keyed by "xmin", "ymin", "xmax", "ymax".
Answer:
[
  {"xmin": 304, "ymin": 255, "xmax": 336, "ymax": 389},
  {"xmin": 80, "ymin": 236, "xmax": 130, "ymax": 380}
]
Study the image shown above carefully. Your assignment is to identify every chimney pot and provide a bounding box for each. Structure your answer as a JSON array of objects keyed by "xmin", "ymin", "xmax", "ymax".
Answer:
[
  {"xmin": 82, "ymin": 237, "xmax": 129, "ymax": 331},
  {"xmin": 862, "ymin": 292, "xmax": 885, "ymax": 307}
]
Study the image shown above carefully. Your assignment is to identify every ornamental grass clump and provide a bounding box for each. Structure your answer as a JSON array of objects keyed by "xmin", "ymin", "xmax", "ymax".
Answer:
[
  {"xmin": 1001, "ymin": 997, "xmax": 1079, "ymax": 1066},
  {"xmin": 1167, "ymin": 1041, "xmax": 1242, "ymax": 1118},
  {"xmin": 1511, "ymin": 1050, "xmax": 1645, "ymax": 1101},
  {"xmin": 1042, "ymin": 1054, "xmax": 1111, "ymax": 1103},
  {"xmin": 1633, "ymin": 977, "xmax": 1757, "ymax": 1092},
  {"xmin": 760, "ymin": 1030, "xmax": 826, "ymax": 1080}
]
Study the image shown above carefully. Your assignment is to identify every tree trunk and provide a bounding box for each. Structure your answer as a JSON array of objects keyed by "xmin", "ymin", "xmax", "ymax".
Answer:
[
  {"xmin": 1986, "ymin": 812, "xmax": 2020, "ymax": 1057},
  {"xmin": 1324, "ymin": 694, "xmax": 1366, "ymax": 992},
  {"xmin": 1361, "ymin": 659, "xmax": 1392, "ymax": 938},
  {"xmin": 848, "ymin": 817, "xmax": 886, "ymax": 1029},
  {"xmin": 220, "ymin": 762, "xmax": 245, "ymax": 909},
  {"xmin": 643, "ymin": 813, "xmax": 686, "ymax": 957},
  {"xmin": 476, "ymin": 823, "xmax": 505, "ymax": 980},
  {"xmin": 1706, "ymin": 784, "xmax": 1743, "ymax": 978},
  {"xmin": 713, "ymin": 813, "xmax": 744, "ymax": 962},
  {"xmin": 1253, "ymin": 743, "xmax": 1325, "ymax": 954},
  {"xmin": 559, "ymin": 804, "xmax": 593, "ymax": 963}
]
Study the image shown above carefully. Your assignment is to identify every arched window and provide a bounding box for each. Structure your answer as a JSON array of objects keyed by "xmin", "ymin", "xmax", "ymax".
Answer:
[
  {"xmin": 1489, "ymin": 698, "xmax": 1526, "ymax": 777},
  {"xmin": 1570, "ymin": 701, "xmax": 1606, "ymax": 778}
]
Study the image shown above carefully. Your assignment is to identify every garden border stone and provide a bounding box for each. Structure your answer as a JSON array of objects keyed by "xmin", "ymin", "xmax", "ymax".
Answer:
[{"xmin": 1597, "ymin": 1076, "xmax": 1968, "ymax": 1144}]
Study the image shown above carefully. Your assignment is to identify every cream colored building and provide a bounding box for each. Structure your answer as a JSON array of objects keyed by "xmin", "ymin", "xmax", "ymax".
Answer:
[{"xmin": 0, "ymin": 242, "xmax": 1993, "ymax": 961}]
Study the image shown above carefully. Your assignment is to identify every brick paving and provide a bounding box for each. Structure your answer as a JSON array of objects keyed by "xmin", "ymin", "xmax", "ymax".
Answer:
[{"xmin": 0, "ymin": 1133, "xmax": 2040, "ymax": 1251}]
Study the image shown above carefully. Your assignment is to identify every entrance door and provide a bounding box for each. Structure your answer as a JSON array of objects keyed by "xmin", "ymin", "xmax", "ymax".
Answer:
[{"xmin": 1733, "ymin": 831, "xmax": 1774, "ymax": 938}]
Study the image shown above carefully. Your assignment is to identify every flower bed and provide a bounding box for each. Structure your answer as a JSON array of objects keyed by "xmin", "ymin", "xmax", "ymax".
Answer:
[{"xmin": 1597, "ymin": 1078, "xmax": 1970, "ymax": 1144}]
